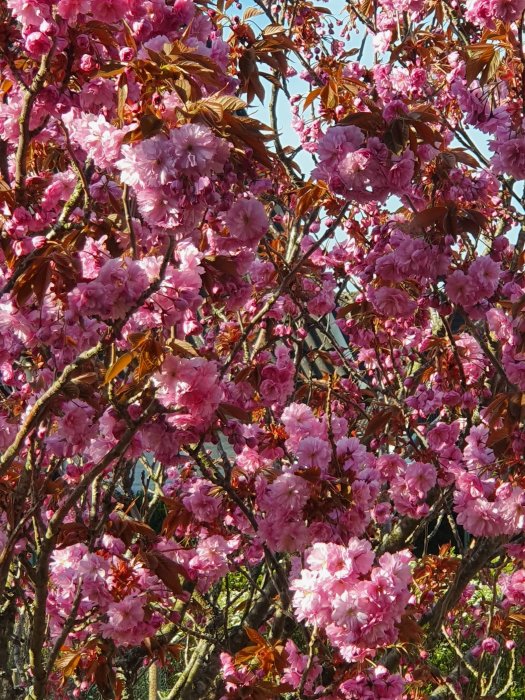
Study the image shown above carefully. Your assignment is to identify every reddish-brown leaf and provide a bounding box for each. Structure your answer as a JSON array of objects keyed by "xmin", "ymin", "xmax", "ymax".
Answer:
[
  {"xmin": 218, "ymin": 403, "xmax": 253, "ymax": 423},
  {"xmin": 141, "ymin": 551, "xmax": 186, "ymax": 596},
  {"xmin": 364, "ymin": 408, "xmax": 395, "ymax": 437},
  {"xmin": 409, "ymin": 206, "xmax": 448, "ymax": 231}
]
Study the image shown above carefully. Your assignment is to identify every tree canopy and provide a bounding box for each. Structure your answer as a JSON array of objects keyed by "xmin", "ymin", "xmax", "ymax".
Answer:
[{"xmin": 1, "ymin": 0, "xmax": 525, "ymax": 698}]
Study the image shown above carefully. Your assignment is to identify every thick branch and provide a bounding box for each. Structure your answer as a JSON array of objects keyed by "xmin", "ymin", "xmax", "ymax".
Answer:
[{"xmin": 14, "ymin": 47, "xmax": 55, "ymax": 201}]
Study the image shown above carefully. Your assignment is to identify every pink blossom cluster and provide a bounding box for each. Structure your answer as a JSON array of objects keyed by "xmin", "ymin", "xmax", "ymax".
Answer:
[
  {"xmin": 127, "ymin": 244, "xmax": 205, "ymax": 333},
  {"xmin": 219, "ymin": 652, "xmax": 258, "ymax": 699},
  {"xmin": 281, "ymin": 639, "xmax": 322, "ymax": 696},
  {"xmin": 446, "ymin": 256, "xmax": 501, "ymax": 311},
  {"xmin": 451, "ymin": 426, "xmax": 525, "ymax": 537},
  {"xmin": 487, "ymin": 308, "xmax": 525, "ymax": 391},
  {"xmin": 63, "ymin": 111, "xmax": 125, "ymax": 171},
  {"xmin": 374, "ymin": 230, "xmax": 449, "ymax": 285},
  {"xmin": 500, "ymin": 569, "xmax": 525, "ymax": 606},
  {"xmin": 312, "ymin": 126, "xmax": 415, "ymax": 204},
  {"xmin": 117, "ymin": 124, "xmax": 230, "ymax": 230},
  {"xmin": 219, "ymin": 639, "xmax": 323, "ymax": 699},
  {"xmin": 465, "ymin": 0, "xmax": 525, "ymax": 27},
  {"xmin": 186, "ymin": 533, "xmax": 241, "ymax": 588},
  {"xmin": 389, "ymin": 460, "xmax": 437, "ymax": 519},
  {"xmin": 371, "ymin": 0, "xmax": 426, "ymax": 52},
  {"xmin": 7, "ymin": 0, "xmax": 201, "ymax": 56},
  {"xmin": 48, "ymin": 536, "xmax": 164, "ymax": 646},
  {"xmin": 154, "ymin": 355, "xmax": 223, "ymax": 431},
  {"xmin": 492, "ymin": 135, "xmax": 525, "ymax": 181},
  {"xmin": 291, "ymin": 541, "xmax": 413, "ymax": 661},
  {"xmin": 454, "ymin": 472, "xmax": 525, "ymax": 537},
  {"xmin": 338, "ymin": 665, "xmax": 405, "ymax": 700},
  {"xmin": 272, "ymin": 403, "xmax": 385, "ymax": 539},
  {"xmin": 217, "ymin": 195, "xmax": 270, "ymax": 254},
  {"xmin": 258, "ymin": 345, "xmax": 296, "ymax": 408},
  {"xmin": 256, "ymin": 470, "xmax": 312, "ymax": 552},
  {"xmin": 68, "ymin": 257, "xmax": 150, "ymax": 321}
]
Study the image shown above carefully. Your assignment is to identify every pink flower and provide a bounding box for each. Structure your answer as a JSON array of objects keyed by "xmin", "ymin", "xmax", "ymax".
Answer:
[
  {"xmin": 259, "ymin": 345, "xmax": 295, "ymax": 407},
  {"xmin": 428, "ymin": 421, "xmax": 461, "ymax": 451},
  {"xmin": 63, "ymin": 110, "xmax": 123, "ymax": 170},
  {"xmin": 282, "ymin": 403, "xmax": 325, "ymax": 451},
  {"xmin": 79, "ymin": 78, "xmax": 117, "ymax": 115},
  {"xmin": 446, "ymin": 270, "xmax": 478, "ymax": 307},
  {"xmin": 503, "ymin": 348, "xmax": 525, "ymax": 389},
  {"xmin": 370, "ymin": 286, "xmax": 417, "ymax": 317},
  {"xmin": 182, "ymin": 479, "xmax": 222, "ymax": 522},
  {"xmin": 220, "ymin": 652, "xmax": 256, "ymax": 693},
  {"xmin": 405, "ymin": 461, "xmax": 437, "ymax": 497},
  {"xmin": 454, "ymin": 479, "xmax": 506, "ymax": 538},
  {"xmin": 492, "ymin": 136, "xmax": 525, "ymax": 180},
  {"xmin": 339, "ymin": 149, "xmax": 371, "ymax": 178},
  {"xmin": 25, "ymin": 31, "xmax": 52, "ymax": 57},
  {"xmin": 155, "ymin": 355, "xmax": 223, "ymax": 429},
  {"xmin": 466, "ymin": 0, "xmax": 525, "ymax": 27},
  {"xmin": 316, "ymin": 126, "xmax": 364, "ymax": 168},
  {"xmin": 339, "ymin": 665, "xmax": 405, "ymax": 699},
  {"xmin": 56, "ymin": 0, "xmax": 90, "ymax": 23},
  {"xmin": 90, "ymin": 0, "xmax": 127, "ymax": 23},
  {"xmin": 281, "ymin": 639, "xmax": 321, "ymax": 696},
  {"xmin": 291, "ymin": 542, "xmax": 412, "ymax": 659},
  {"xmin": 346, "ymin": 538, "xmax": 376, "ymax": 575},
  {"xmin": 313, "ymin": 128, "xmax": 411, "ymax": 203},
  {"xmin": 388, "ymin": 149, "xmax": 415, "ymax": 193},
  {"xmin": 79, "ymin": 53, "xmax": 97, "ymax": 72},
  {"xmin": 337, "ymin": 437, "xmax": 367, "ymax": 472},
  {"xmin": 486, "ymin": 308, "xmax": 513, "ymax": 343},
  {"xmin": 481, "ymin": 637, "xmax": 500, "ymax": 654},
  {"xmin": 189, "ymin": 535, "xmax": 239, "ymax": 585},
  {"xmin": 377, "ymin": 454, "xmax": 406, "ymax": 481},
  {"xmin": 469, "ymin": 256, "xmax": 500, "ymax": 297},
  {"xmin": 117, "ymin": 136, "xmax": 173, "ymax": 188},
  {"xmin": 172, "ymin": 0, "xmax": 196, "ymax": 26},
  {"xmin": 222, "ymin": 196, "xmax": 269, "ymax": 251},
  {"xmin": 502, "ymin": 570, "xmax": 525, "ymax": 605},
  {"xmin": 261, "ymin": 472, "xmax": 310, "ymax": 512},
  {"xmin": 456, "ymin": 334, "xmax": 486, "ymax": 382},
  {"xmin": 257, "ymin": 514, "xmax": 310, "ymax": 553},
  {"xmin": 101, "ymin": 595, "xmax": 152, "ymax": 646},
  {"xmin": 296, "ymin": 436, "xmax": 331, "ymax": 471},
  {"xmin": 6, "ymin": 0, "xmax": 50, "ymax": 28},
  {"xmin": 170, "ymin": 123, "xmax": 230, "ymax": 176}
]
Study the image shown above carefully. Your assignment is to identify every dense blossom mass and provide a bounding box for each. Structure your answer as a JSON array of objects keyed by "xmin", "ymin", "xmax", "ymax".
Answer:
[{"xmin": 1, "ymin": 0, "xmax": 525, "ymax": 698}]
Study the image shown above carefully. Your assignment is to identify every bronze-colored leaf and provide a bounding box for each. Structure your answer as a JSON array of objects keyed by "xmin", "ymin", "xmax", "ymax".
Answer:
[
  {"xmin": 166, "ymin": 339, "xmax": 198, "ymax": 357},
  {"xmin": 320, "ymin": 81, "xmax": 338, "ymax": 110},
  {"xmin": 104, "ymin": 351, "xmax": 134, "ymax": 384},
  {"xmin": 213, "ymin": 95, "xmax": 247, "ymax": 112},
  {"xmin": 55, "ymin": 649, "xmax": 83, "ymax": 678},
  {"xmin": 262, "ymin": 25, "xmax": 287, "ymax": 36},
  {"xmin": 243, "ymin": 6, "xmax": 264, "ymax": 19},
  {"xmin": 465, "ymin": 44, "xmax": 495, "ymax": 84},
  {"xmin": 293, "ymin": 181, "xmax": 327, "ymax": 219}
]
